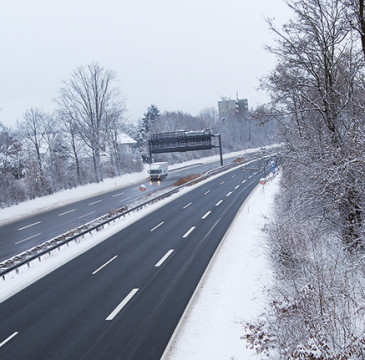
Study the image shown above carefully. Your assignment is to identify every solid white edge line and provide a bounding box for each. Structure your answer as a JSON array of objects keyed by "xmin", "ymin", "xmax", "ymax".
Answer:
[
  {"xmin": 0, "ymin": 332, "xmax": 18, "ymax": 348},
  {"xmin": 17, "ymin": 221, "xmax": 41, "ymax": 231},
  {"xmin": 201, "ymin": 211, "xmax": 211, "ymax": 219},
  {"xmin": 155, "ymin": 249, "xmax": 174, "ymax": 267},
  {"xmin": 15, "ymin": 233, "xmax": 42, "ymax": 245},
  {"xmin": 106, "ymin": 288, "xmax": 139, "ymax": 321},
  {"xmin": 215, "ymin": 200, "xmax": 223, "ymax": 206},
  {"xmin": 150, "ymin": 221, "xmax": 164, "ymax": 232},
  {"xmin": 183, "ymin": 202, "xmax": 192, "ymax": 209},
  {"xmin": 92, "ymin": 255, "xmax": 118, "ymax": 275},
  {"xmin": 58, "ymin": 209, "xmax": 76, "ymax": 216},
  {"xmin": 183, "ymin": 226, "xmax": 195, "ymax": 238}
]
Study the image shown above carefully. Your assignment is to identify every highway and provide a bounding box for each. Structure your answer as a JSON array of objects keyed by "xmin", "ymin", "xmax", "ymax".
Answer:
[
  {"xmin": 0, "ymin": 161, "xmax": 268, "ymax": 359},
  {"xmin": 0, "ymin": 157, "xmax": 232, "ymax": 263}
]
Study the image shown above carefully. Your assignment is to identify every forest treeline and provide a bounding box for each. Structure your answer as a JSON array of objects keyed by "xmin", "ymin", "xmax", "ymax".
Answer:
[
  {"xmin": 0, "ymin": 64, "xmax": 274, "ymax": 208},
  {"xmin": 244, "ymin": 0, "xmax": 365, "ymax": 358}
]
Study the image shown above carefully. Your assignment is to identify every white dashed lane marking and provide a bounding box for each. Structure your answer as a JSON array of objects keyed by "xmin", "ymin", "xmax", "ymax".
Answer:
[
  {"xmin": 58, "ymin": 209, "xmax": 76, "ymax": 216},
  {"xmin": 183, "ymin": 226, "xmax": 196, "ymax": 238},
  {"xmin": 17, "ymin": 222, "xmax": 41, "ymax": 231},
  {"xmin": 106, "ymin": 289, "xmax": 139, "ymax": 321},
  {"xmin": 155, "ymin": 250, "xmax": 174, "ymax": 267},
  {"xmin": 150, "ymin": 222, "xmax": 164, "ymax": 232}
]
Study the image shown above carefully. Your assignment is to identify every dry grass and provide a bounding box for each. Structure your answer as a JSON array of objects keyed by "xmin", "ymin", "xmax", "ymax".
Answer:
[{"xmin": 174, "ymin": 174, "xmax": 201, "ymax": 186}]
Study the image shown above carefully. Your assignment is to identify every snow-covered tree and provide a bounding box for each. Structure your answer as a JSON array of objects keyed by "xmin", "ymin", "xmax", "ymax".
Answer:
[
  {"xmin": 136, "ymin": 104, "xmax": 161, "ymax": 153},
  {"xmin": 244, "ymin": 0, "xmax": 365, "ymax": 357},
  {"xmin": 56, "ymin": 63, "xmax": 125, "ymax": 183}
]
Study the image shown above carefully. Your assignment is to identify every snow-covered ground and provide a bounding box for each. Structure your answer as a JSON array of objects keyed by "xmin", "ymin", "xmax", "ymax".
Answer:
[
  {"xmin": 0, "ymin": 147, "xmax": 279, "ymax": 358},
  {"xmin": 164, "ymin": 174, "xmax": 278, "ymax": 360}
]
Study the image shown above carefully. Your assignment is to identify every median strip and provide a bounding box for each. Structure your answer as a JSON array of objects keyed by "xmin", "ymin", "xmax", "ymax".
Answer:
[{"xmin": 106, "ymin": 288, "xmax": 139, "ymax": 320}]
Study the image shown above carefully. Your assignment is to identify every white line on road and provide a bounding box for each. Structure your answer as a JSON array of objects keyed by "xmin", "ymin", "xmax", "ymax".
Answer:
[
  {"xmin": 150, "ymin": 221, "xmax": 164, "ymax": 232},
  {"xmin": 183, "ymin": 202, "xmax": 192, "ymax": 209},
  {"xmin": 201, "ymin": 211, "xmax": 211, "ymax": 219},
  {"xmin": 18, "ymin": 222, "xmax": 41, "ymax": 231},
  {"xmin": 219, "ymin": 181, "xmax": 225, "ymax": 185},
  {"xmin": 58, "ymin": 209, "xmax": 76, "ymax": 216},
  {"xmin": 79, "ymin": 211, "xmax": 95, "ymax": 219},
  {"xmin": 155, "ymin": 249, "xmax": 174, "ymax": 267},
  {"xmin": 235, "ymin": 185, "xmax": 240, "ymax": 190},
  {"xmin": 92, "ymin": 255, "xmax": 118, "ymax": 275},
  {"xmin": 0, "ymin": 332, "xmax": 18, "ymax": 348},
  {"xmin": 183, "ymin": 226, "xmax": 196, "ymax": 238},
  {"xmin": 106, "ymin": 288, "xmax": 139, "ymax": 321},
  {"xmin": 215, "ymin": 200, "xmax": 223, "ymax": 206},
  {"xmin": 204, "ymin": 190, "xmax": 211, "ymax": 195},
  {"xmin": 241, "ymin": 180, "xmax": 246, "ymax": 184},
  {"xmin": 112, "ymin": 192, "xmax": 124, "ymax": 197},
  {"xmin": 248, "ymin": 175, "xmax": 253, "ymax": 179},
  {"xmin": 232, "ymin": 174, "xmax": 236, "ymax": 177},
  {"xmin": 15, "ymin": 233, "xmax": 41, "ymax": 245},
  {"xmin": 226, "ymin": 191, "xmax": 233, "ymax": 197},
  {"xmin": 89, "ymin": 200, "xmax": 103, "ymax": 205}
]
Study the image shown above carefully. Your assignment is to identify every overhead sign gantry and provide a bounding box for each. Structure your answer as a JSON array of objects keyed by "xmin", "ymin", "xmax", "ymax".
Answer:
[{"xmin": 147, "ymin": 129, "xmax": 223, "ymax": 166}]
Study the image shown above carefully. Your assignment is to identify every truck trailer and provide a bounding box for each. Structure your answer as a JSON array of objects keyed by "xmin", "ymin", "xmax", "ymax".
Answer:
[{"xmin": 148, "ymin": 162, "xmax": 168, "ymax": 181}]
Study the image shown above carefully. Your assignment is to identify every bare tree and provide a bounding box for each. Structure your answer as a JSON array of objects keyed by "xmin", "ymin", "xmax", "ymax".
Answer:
[
  {"xmin": 56, "ymin": 63, "xmax": 125, "ymax": 182},
  {"xmin": 244, "ymin": 0, "xmax": 365, "ymax": 357},
  {"xmin": 262, "ymin": 0, "xmax": 365, "ymax": 247},
  {"xmin": 17, "ymin": 108, "xmax": 51, "ymax": 175}
]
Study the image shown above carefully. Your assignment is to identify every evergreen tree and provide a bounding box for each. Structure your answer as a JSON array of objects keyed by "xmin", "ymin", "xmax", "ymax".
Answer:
[{"xmin": 136, "ymin": 104, "xmax": 161, "ymax": 153}]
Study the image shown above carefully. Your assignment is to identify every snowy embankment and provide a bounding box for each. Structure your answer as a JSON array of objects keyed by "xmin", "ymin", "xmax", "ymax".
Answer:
[{"xmin": 164, "ymin": 174, "xmax": 279, "ymax": 360}]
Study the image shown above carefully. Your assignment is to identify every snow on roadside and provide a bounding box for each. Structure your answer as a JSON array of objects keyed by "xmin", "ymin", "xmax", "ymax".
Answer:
[
  {"xmin": 164, "ymin": 174, "xmax": 280, "ymax": 360},
  {"xmin": 0, "ymin": 146, "xmax": 275, "ymax": 226}
]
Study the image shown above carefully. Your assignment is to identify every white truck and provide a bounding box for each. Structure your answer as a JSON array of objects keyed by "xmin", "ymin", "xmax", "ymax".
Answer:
[{"xmin": 148, "ymin": 162, "xmax": 168, "ymax": 181}]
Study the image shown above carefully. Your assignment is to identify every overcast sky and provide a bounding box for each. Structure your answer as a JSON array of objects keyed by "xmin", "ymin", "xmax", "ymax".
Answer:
[{"xmin": 0, "ymin": 0, "xmax": 291, "ymax": 128}]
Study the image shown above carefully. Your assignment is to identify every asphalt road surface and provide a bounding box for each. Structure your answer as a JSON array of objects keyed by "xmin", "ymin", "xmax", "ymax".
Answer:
[
  {"xmin": 0, "ymin": 161, "xmax": 268, "ymax": 359},
  {"xmin": 0, "ymin": 152, "xmax": 270, "ymax": 262}
]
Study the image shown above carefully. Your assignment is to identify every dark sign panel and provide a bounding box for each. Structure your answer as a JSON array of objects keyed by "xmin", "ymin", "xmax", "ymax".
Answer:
[{"xmin": 148, "ymin": 130, "xmax": 213, "ymax": 154}]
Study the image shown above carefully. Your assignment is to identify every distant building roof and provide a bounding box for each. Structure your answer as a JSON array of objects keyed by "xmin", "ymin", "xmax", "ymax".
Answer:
[{"xmin": 117, "ymin": 133, "xmax": 137, "ymax": 145}]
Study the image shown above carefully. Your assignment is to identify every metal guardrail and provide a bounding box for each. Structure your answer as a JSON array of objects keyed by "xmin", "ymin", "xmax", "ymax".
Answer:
[{"xmin": 0, "ymin": 161, "xmax": 243, "ymax": 280}]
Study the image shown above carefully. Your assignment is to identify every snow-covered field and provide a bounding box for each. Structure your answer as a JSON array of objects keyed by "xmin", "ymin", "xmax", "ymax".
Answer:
[{"xmin": 0, "ymin": 147, "xmax": 279, "ymax": 358}]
